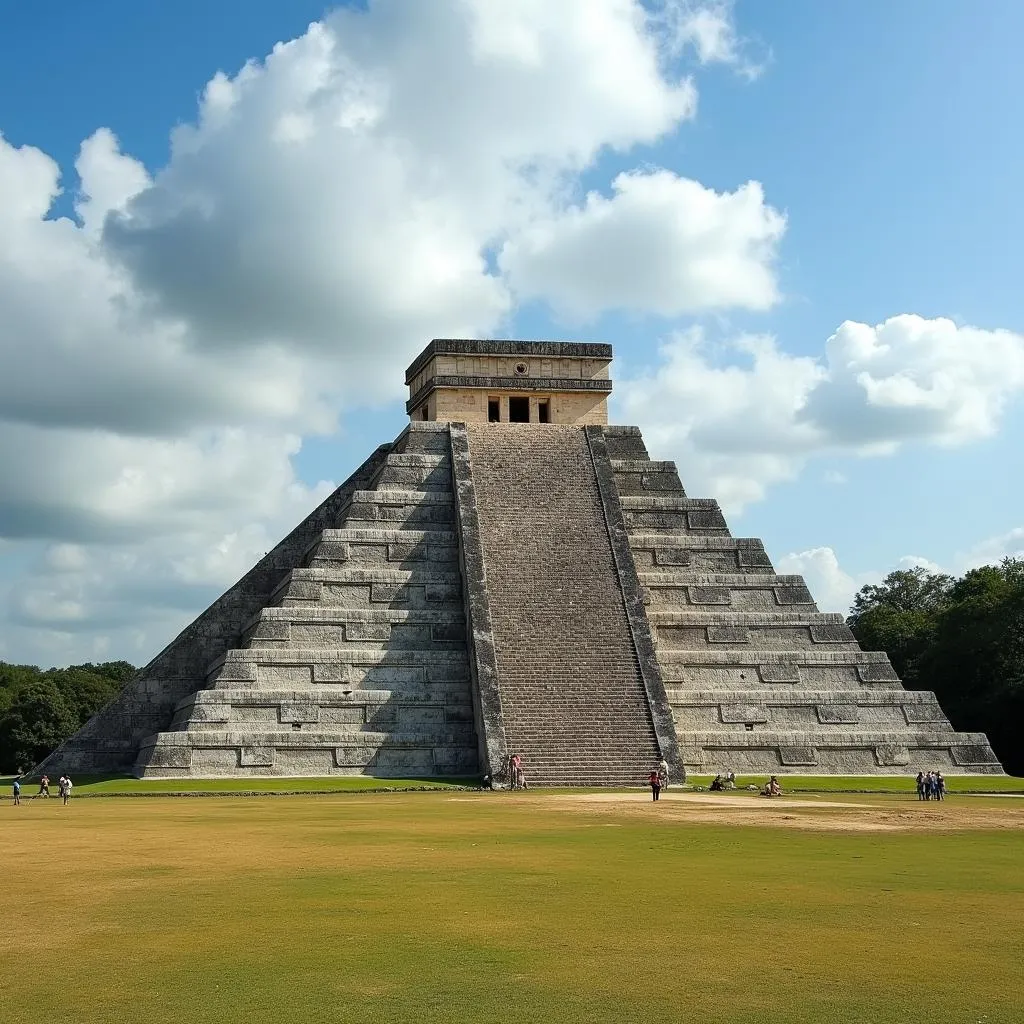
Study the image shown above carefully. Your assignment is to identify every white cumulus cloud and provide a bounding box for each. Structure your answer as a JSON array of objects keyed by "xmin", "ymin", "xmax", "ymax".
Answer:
[
  {"xmin": 500, "ymin": 171, "xmax": 784, "ymax": 320},
  {"xmin": 0, "ymin": 0, "xmax": 761, "ymax": 663},
  {"xmin": 619, "ymin": 315, "xmax": 1024, "ymax": 510}
]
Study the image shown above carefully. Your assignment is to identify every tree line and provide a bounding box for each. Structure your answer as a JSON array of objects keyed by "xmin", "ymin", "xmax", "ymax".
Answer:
[
  {"xmin": 848, "ymin": 558, "xmax": 1023, "ymax": 776},
  {"xmin": 0, "ymin": 661, "xmax": 136, "ymax": 774}
]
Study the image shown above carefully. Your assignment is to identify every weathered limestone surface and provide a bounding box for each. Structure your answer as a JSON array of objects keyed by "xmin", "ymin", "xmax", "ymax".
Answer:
[
  {"xmin": 132, "ymin": 424, "xmax": 479, "ymax": 778},
  {"xmin": 33, "ymin": 444, "xmax": 392, "ymax": 776},
  {"xmin": 465, "ymin": 423, "xmax": 663, "ymax": 785},
  {"xmin": 606, "ymin": 427, "xmax": 1002, "ymax": 775},
  {"xmin": 34, "ymin": 351, "xmax": 1002, "ymax": 781}
]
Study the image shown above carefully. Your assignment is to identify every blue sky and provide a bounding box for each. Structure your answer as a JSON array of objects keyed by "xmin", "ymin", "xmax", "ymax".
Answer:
[{"xmin": 1, "ymin": 0, "xmax": 1022, "ymax": 665}]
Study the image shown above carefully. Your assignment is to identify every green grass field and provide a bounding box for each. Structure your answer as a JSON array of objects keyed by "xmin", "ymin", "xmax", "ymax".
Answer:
[
  {"xmin": 5, "ymin": 772, "xmax": 1021, "ymax": 795},
  {"xmin": 1, "ymin": 773, "xmax": 476, "ymax": 795},
  {"xmin": 2, "ymin": 788, "xmax": 1022, "ymax": 1023}
]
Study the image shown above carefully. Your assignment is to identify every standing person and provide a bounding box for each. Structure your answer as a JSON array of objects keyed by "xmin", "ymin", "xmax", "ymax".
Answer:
[
  {"xmin": 936, "ymin": 771, "xmax": 946, "ymax": 801},
  {"xmin": 915, "ymin": 771, "xmax": 925, "ymax": 801},
  {"xmin": 508, "ymin": 753, "xmax": 527, "ymax": 790},
  {"xmin": 12, "ymin": 776, "xmax": 21, "ymax": 806},
  {"xmin": 658, "ymin": 757, "xmax": 669, "ymax": 791},
  {"xmin": 648, "ymin": 768, "xmax": 661, "ymax": 801},
  {"xmin": 37, "ymin": 774, "xmax": 50, "ymax": 799}
]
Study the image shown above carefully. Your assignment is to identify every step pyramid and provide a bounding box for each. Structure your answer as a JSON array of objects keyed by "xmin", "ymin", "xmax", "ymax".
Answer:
[{"xmin": 34, "ymin": 339, "xmax": 1002, "ymax": 783}]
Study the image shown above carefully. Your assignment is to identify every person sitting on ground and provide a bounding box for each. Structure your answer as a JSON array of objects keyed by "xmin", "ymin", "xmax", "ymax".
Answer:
[
  {"xmin": 762, "ymin": 775, "xmax": 782, "ymax": 798},
  {"xmin": 709, "ymin": 774, "xmax": 724, "ymax": 792},
  {"xmin": 725, "ymin": 771, "xmax": 736, "ymax": 790}
]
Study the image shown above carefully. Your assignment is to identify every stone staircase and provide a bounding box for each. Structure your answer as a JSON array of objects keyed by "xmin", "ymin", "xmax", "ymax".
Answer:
[
  {"xmin": 134, "ymin": 424, "xmax": 479, "ymax": 778},
  {"xmin": 602, "ymin": 426, "xmax": 1001, "ymax": 775},
  {"xmin": 465, "ymin": 424, "xmax": 661, "ymax": 786}
]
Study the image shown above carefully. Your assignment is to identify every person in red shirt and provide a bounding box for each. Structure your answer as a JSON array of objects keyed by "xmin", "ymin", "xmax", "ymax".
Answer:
[{"xmin": 648, "ymin": 769, "xmax": 661, "ymax": 801}]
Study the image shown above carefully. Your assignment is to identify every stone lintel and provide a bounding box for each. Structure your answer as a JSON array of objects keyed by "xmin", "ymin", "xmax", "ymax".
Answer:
[{"xmin": 405, "ymin": 339, "xmax": 613, "ymax": 383}]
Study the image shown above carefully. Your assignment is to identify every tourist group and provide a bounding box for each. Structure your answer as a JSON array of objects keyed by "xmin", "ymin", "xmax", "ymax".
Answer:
[
  {"xmin": 916, "ymin": 770, "xmax": 946, "ymax": 800},
  {"xmin": 10, "ymin": 773, "xmax": 73, "ymax": 805}
]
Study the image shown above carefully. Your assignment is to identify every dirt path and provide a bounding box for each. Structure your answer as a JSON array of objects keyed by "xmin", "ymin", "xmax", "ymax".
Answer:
[{"xmin": 521, "ymin": 790, "xmax": 1024, "ymax": 833}]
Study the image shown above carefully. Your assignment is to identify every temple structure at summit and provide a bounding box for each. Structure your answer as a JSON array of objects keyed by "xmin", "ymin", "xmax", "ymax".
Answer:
[{"xmin": 36, "ymin": 339, "xmax": 1002, "ymax": 783}]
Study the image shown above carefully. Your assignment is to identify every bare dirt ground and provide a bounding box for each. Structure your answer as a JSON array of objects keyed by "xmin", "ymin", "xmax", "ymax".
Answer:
[{"xmin": 517, "ymin": 790, "xmax": 1024, "ymax": 832}]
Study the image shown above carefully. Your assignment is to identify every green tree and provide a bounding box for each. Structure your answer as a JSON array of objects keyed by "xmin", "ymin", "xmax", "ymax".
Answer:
[
  {"xmin": 848, "ymin": 560, "xmax": 1024, "ymax": 776},
  {"xmin": 0, "ymin": 679, "xmax": 78, "ymax": 774},
  {"xmin": 848, "ymin": 567, "xmax": 952, "ymax": 688},
  {"xmin": 0, "ymin": 660, "xmax": 136, "ymax": 772},
  {"xmin": 850, "ymin": 566, "xmax": 954, "ymax": 618},
  {"xmin": 923, "ymin": 559, "xmax": 1024, "ymax": 775}
]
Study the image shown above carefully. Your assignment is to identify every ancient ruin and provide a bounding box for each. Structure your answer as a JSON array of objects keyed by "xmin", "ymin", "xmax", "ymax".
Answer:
[{"xmin": 36, "ymin": 339, "xmax": 1002, "ymax": 783}]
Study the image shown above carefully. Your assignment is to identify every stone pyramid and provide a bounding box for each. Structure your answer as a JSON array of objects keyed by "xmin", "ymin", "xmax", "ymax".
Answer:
[{"xmin": 36, "ymin": 340, "xmax": 1002, "ymax": 784}]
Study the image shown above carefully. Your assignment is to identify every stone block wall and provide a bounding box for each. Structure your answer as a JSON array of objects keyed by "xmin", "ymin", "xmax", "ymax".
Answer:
[
  {"xmin": 133, "ymin": 424, "xmax": 479, "ymax": 778},
  {"xmin": 33, "ymin": 443, "xmax": 392, "ymax": 777},
  {"xmin": 609, "ymin": 444, "xmax": 1003, "ymax": 775}
]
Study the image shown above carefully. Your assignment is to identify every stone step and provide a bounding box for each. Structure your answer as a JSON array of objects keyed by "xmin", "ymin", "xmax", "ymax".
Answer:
[
  {"xmin": 639, "ymin": 573, "xmax": 808, "ymax": 586},
  {"xmin": 650, "ymin": 611, "xmax": 858, "ymax": 652},
  {"xmin": 136, "ymin": 724, "xmax": 479, "ymax": 777},
  {"xmin": 664, "ymin": 688, "xmax": 942, "ymax": 706},
  {"xmin": 209, "ymin": 646, "xmax": 468, "ymax": 675},
  {"xmin": 243, "ymin": 606, "xmax": 466, "ymax": 647},
  {"xmin": 303, "ymin": 527, "xmax": 459, "ymax": 569},
  {"xmin": 146, "ymin": 728, "xmax": 479, "ymax": 747},
  {"xmin": 180, "ymin": 687, "xmax": 472, "ymax": 709},
  {"xmin": 618, "ymin": 496, "xmax": 729, "ymax": 534},
  {"xmin": 207, "ymin": 647, "xmax": 470, "ymax": 688},
  {"xmin": 652, "ymin": 649, "xmax": 902, "ymax": 690},
  {"xmin": 628, "ymin": 534, "xmax": 775, "ymax": 573},
  {"xmin": 609, "ymin": 459, "xmax": 685, "ymax": 496},
  {"xmin": 368, "ymin": 452, "xmax": 452, "ymax": 492},
  {"xmin": 171, "ymin": 701, "xmax": 476, "ymax": 733},
  {"xmin": 601, "ymin": 426, "xmax": 650, "ymax": 461},
  {"xmin": 676, "ymin": 730, "xmax": 1002, "ymax": 774},
  {"xmin": 392, "ymin": 422, "xmax": 452, "ymax": 456},
  {"xmin": 610, "ymin": 460, "xmax": 677, "ymax": 474},
  {"xmin": 638, "ymin": 572, "xmax": 816, "ymax": 610},
  {"xmin": 248, "ymin": 606, "xmax": 466, "ymax": 627},
  {"xmin": 278, "ymin": 567, "xmax": 462, "ymax": 585},
  {"xmin": 269, "ymin": 566, "xmax": 464, "ymax": 609},
  {"xmin": 466, "ymin": 422, "xmax": 663, "ymax": 787},
  {"xmin": 339, "ymin": 490, "xmax": 455, "ymax": 529},
  {"xmin": 649, "ymin": 610, "xmax": 847, "ymax": 626},
  {"xmin": 671, "ymin": 702, "xmax": 955, "ymax": 733}
]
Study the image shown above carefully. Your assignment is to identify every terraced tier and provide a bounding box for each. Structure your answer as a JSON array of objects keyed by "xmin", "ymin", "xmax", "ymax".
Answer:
[
  {"xmin": 610, "ymin": 446, "xmax": 1002, "ymax": 775},
  {"xmin": 133, "ymin": 424, "xmax": 479, "ymax": 779}
]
